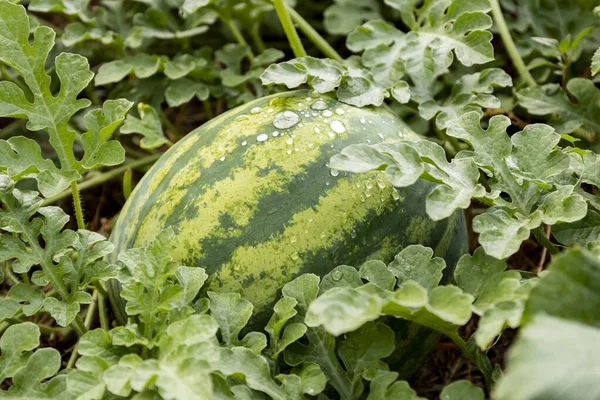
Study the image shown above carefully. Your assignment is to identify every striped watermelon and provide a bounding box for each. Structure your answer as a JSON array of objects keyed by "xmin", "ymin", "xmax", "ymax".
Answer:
[{"xmin": 108, "ymin": 91, "xmax": 468, "ymax": 376}]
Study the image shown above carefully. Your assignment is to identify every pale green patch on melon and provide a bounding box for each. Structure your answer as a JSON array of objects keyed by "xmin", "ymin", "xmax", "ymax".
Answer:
[
  {"xmin": 208, "ymin": 173, "xmax": 396, "ymax": 314},
  {"xmin": 405, "ymin": 215, "xmax": 439, "ymax": 244}
]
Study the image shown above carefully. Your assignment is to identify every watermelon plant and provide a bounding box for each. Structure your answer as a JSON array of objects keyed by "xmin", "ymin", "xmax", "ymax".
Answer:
[{"xmin": 0, "ymin": 0, "xmax": 600, "ymax": 399}]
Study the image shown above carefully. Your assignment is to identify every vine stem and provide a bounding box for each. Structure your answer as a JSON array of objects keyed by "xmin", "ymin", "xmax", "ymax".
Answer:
[
  {"xmin": 447, "ymin": 331, "xmax": 494, "ymax": 390},
  {"xmin": 71, "ymin": 181, "xmax": 86, "ymax": 229},
  {"xmin": 489, "ymin": 0, "xmax": 536, "ymax": 87},
  {"xmin": 532, "ymin": 226, "xmax": 560, "ymax": 256},
  {"xmin": 43, "ymin": 154, "xmax": 161, "ymax": 206},
  {"xmin": 68, "ymin": 290, "xmax": 99, "ymax": 369},
  {"xmin": 223, "ymin": 18, "xmax": 255, "ymax": 62},
  {"xmin": 273, "ymin": 0, "xmax": 307, "ymax": 58},
  {"xmin": 287, "ymin": 7, "xmax": 343, "ymax": 62}
]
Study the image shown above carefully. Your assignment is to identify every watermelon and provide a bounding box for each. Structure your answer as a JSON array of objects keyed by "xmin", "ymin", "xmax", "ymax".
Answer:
[{"xmin": 107, "ymin": 90, "xmax": 468, "ymax": 376}]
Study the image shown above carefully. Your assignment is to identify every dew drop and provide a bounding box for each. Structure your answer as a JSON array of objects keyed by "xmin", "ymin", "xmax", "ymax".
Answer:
[
  {"xmin": 220, "ymin": 156, "xmax": 225, "ymax": 161},
  {"xmin": 308, "ymin": 218, "xmax": 313, "ymax": 223},
  {"xmin": 325, "ymin": 181, "xmax": 330, "ymax": 186},
  {"xmin": 314, "ymin": 127, "xmax": 321, "ymax": 133},
  {"xmin": 330, "ymin": 168, "xmax": 339, "ymax": 177},
  {"xmin": 286, "ymin": 149, "xmax": 292, "ymax": 154},
  {"xmin": 392, "ymin": 187, "xmax": 400, "ymax": 201},
  {"xmin": 311, "ymin": 100, "xmax": 328, "ymax": 110},
  {"xmin": 378, "ymin": 133, "xmax": 385, "ymax": 140},
  {"xmin": 290, "ymin": 236, "xmax": 297, "ymax": 244},
  {"xmin": 398, "ymin": 131, "xmax": 405, "ymax": 139},
  {"xmin": 286, "ymin": 138, "xmax": 294, "ymax": 145},
  {"xmin": 273, "ymin": 111, "xmax": 300, "ymax": 129},
  {"xmin": 330, "ymin": 120, "xmax": 346, "ymax": 134},
  {"xmin": 256, "ymin": 133, "xmax": 269, "ymax": 142},
  {"xmin": 250, "ymin": 107, "xmax": 262, "ymax": 114},
  {"xmin": 290, "ymin": 252, "xmax": 300, "ymax": 261},
  {"xmin": 335, "ymin": 108, "xmax": 345, "ymax": 115},
  {"xmin": 294, "ymin": 147, "xmax": 300, "ymax": 152},
  {"xmin": 241, "ymin": 140, "xmax": 248, "ymax": 146},
  {"xmin": 328, "ymin": 132, "xmax": 335, "ymax": 138},
  {"xmin": 350, "ymin": 229, "xmax": 357, "ymax": 239},
  {"xmin": 272, "ymin": 131, "xmax": 279, "ymax": 137},
  {"xmin": 322, "ymin": 110, "xmax": 333, "ymax": 117},
  {"xmin": 365, "ymin": 181, "xmax": 374, "ymax": 190},
  {"xmin": 377, "ymin": 179, "xmax": 386, "ymax": 189},
  {"xmin": 360, "ymin": 117, "xmax": 366, "ymax": 124}
]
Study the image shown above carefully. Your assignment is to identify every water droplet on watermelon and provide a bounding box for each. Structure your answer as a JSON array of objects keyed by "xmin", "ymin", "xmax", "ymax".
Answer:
[
  {"xmin": 250, "ymin": 107, "xmax": 262, "ymax": 114},
  {"xmin": 322, "ymin": 110, "xmax": 333, "ymax": 117},
  {"xmin": 330, "ymin": 120, "xmax": 346, "ymax": 134},
  {"xmin": 241, "ymin": 140, "xmax": 248, "ymax": 146},
  {"xmin": 256, "ymin": 133, "xmax": 269, "ymax": 142},
  {"xmin": 330, "ymin": 169, "xmax": 339, "ymax": 177},
  {"xmin": 290, "ymin": 252, "xmax": 300, "ymax": 261},
  {"xmin": 331, "ymin": 270, "xmax": 343, "ymax": 281},
  {"xmin": 311, "ymin": 100, "xmax": 327, "ymax": 110},
  {"xmin": 273, "ymin": 111, "xmax": 300, "ymax": 129}
]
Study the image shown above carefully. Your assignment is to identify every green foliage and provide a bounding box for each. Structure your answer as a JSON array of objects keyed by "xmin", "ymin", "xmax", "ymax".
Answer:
[
  {"xmin": 0, "ymin": 174, "xmax": 117, "ymax": 328},
  {"xmin": 1, "ymin": 0, "xmax": 600, "ymax": 398},
  {"xmin": 330, "ymin": 112, "xmax": 599, "ymax": 259},
  {"xmin": 0, "ymin": 1, "xmax": 131, "ymax": 197}
]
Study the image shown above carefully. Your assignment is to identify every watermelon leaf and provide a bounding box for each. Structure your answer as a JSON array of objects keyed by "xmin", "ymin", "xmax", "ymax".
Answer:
[
  {"xmin": 0, "ymin": 175, "xmax": 117, "ymax": 328},
  {"xmin": 121, "ymin": 103, "xmax": 172, "ymax": 150},
  {"xmin": 332, "ymin": 112, "xmax": 599, "ymax": 259},
  {"xmin": 494, "ymin": 315, "xmax": 600, "ymax": 400},
  {"xmin": 0, "ymin": 1, "xmax": 132, "ymax": 196},
  {"xmin": 516, "ymin": 79, "xmax": 600, "ymax": 135},
  {"xmin": 440, "ymin": 380, "xmax": 485, "ymax": 400}
]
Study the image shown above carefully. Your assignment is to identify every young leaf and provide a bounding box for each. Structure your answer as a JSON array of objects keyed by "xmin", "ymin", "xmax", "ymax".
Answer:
[
  {"xmin": 592, "ymin": 47, "xmax": 600, "ymax": 75},
  {"xmin": 419, "ymin": 68, "xmax": 513, "ymax": 129},
  {"xmin": 121, "ymin": 103, "xmax": 172, "ymax": 149}
]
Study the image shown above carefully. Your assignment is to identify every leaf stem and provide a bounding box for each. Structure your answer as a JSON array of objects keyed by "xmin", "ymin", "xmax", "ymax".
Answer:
[
  {"xmin": 273, "ymin": 0, "xmax": 308, "ymax": 58},
  {"xmin": 123, "ymin": 168, "xmax": 133, "ymax": 200},
  {"xmin": 223, "ymin": 18, "xmax": 255, "ymax": 62},
  {"xmin": 43, "ymin": 154, "xmax": 161, "ymax": 206},
  {"xmin": 98, "ymin": 294, "xmax": 109, "ymax": 331},
  {"xmin": 489, "ymin": 0, "xmax": 536, "ymax": 87},
  {"xmin": 532, "ymin": 226, "xmax": 560, "ymax": 256},
  {"xmin": 71, "ymin": 181, "xmax": 86, "ymax": 229},
  {"xmin": 67, "ymin": 290, "xmax": 99, "ymax": 369},
  {"xmin": 287, "ymin": 7, "xmax": 343, "ymax": 62},
  {"xmin": 250, "ymin": 23, "xmax": 266, "ymax": 54},
  {"xmin": 447, "ymin": 331, "xmax": 494, "ymax": 390}
]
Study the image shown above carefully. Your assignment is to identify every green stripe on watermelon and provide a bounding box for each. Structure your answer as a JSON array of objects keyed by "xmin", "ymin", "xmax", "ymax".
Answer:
[{"xmin": 107, "ymin": 91, "xmax": 468, "ymax": 378}]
